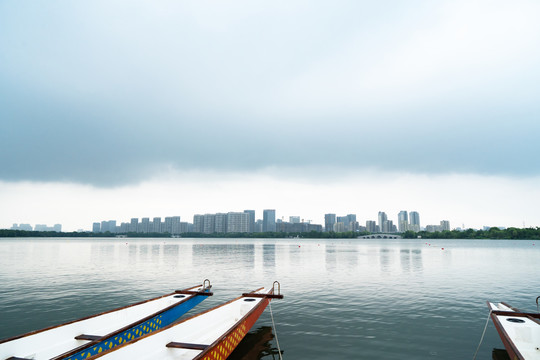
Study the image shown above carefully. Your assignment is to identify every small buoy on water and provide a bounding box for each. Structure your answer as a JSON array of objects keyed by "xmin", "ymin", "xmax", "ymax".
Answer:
[{"xmin": 441, "ymin": 248, "xmax": 444, "ymax": 250}]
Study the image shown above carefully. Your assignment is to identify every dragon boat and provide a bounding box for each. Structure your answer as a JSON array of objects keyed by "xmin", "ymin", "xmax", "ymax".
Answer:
[
  {"xmin": 1, "ymin": 281, "xmax": 212, "ymax": 360},
  {"xmin": 84, "ymin": 283, "xmax": 284, "ymax": 360}
]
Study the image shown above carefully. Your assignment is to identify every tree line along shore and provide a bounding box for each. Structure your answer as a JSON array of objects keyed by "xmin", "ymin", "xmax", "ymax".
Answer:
[{"xmin": 1, "ymin": 227, "xmax": 540, "ymax": 240}]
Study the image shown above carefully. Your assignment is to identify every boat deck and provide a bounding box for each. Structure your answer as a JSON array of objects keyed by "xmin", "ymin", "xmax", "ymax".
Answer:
[
  {"xmin": 88, "ymin": 288, "xmax": 272, "ymax": 360},
  {"xmin": 0, "ymin": 285, "xmax": 206, "ymax": 360},
  {"xmin": 488, "ymin": 302, "xmax": 540, "ymax": 360}
]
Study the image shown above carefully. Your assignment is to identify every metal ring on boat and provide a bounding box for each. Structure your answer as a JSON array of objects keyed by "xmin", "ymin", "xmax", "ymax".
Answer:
[
  {"xmin": 244, "ymin": 298, "xmax": 256, "ymax": 302},
  {"xmin": 506, "ymin": 318, "xmax": 525, "ymax": 323},
  {"xmin": 174, "ymin": 295, "xmax": 186, "ymax": 298},
  {"xmin": 273, "ymin": 281, "xmax": 281, "ymax": 296},
  {"xmin": 203, "ymin": 279, "xmax": 211, "ymax": 290}
]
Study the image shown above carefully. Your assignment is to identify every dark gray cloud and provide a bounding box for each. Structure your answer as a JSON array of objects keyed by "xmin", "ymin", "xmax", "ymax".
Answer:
[{"xmin": 2, "ymin": 1, "xmax": 540, "ymax": 186}]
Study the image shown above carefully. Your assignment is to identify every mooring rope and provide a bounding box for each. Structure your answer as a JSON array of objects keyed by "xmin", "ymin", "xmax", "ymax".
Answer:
[
  {"xmin": 473, "ymin": 310, "xmax": 492, "ymax": 360},
  {"xmin": 269, "ymin": 302, "xmax": 283, "ymax": 360}
]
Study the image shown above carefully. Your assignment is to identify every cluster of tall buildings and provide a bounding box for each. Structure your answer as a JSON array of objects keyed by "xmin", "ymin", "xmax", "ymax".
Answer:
[
  {"xmin": 11, "ymin": 223, "xmax": 62, "ymax": 232},
  {"xmin": 323, "ymin": 211, "xmax": 442, "ymax": 233},
  {"xmin": 193, "ymin": 211, "xmax": 254, "ymax": 234},
  {"xmin": 92, "ymin": 210, "xmax": 280, "ymax": 235},
  {"xmin": 92, "ymin": 209, "xmax": 450, "ymax": 234},
  {"xmin": 93, "ymin": 216, "xmax": 185, "ymax": 234}
]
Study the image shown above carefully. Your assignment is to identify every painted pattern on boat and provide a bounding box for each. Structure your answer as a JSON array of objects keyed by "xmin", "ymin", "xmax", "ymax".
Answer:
[
  {"xmin": 64, "ymin": 293, "xmax": 209, "ymax": 360},
  {"xmin": 197, "ymin": 294, "xmax": 269, "ymax": 360},
  {"xmin": 0, "ymin": 285, "xmax": 210, "ymax": 360},
  {"xmin": 83, "ymin": 286, "xmax": 281, "ymax": 360}
]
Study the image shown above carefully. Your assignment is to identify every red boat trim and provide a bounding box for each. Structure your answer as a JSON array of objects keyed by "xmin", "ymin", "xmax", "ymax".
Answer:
[{"xmin": 193, "ymin": 289, "xmax": 275, "ymax": 360}]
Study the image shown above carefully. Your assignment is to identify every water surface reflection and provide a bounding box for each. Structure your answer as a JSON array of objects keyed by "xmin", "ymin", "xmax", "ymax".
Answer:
[{"xmin": 1, "ymin": 238, "xmax": 539, "ymax": 360}]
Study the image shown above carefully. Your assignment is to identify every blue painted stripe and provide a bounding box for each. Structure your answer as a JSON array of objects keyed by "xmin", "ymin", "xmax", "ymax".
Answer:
[{"xmin": 64, "ymin": 294, "xmax": 207, "ymax": 360}]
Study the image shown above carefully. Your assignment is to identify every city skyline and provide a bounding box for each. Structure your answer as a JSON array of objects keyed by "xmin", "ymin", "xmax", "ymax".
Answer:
[
  {"xmin": 8, "ymin": 208, "xmax": 463, "ymax": 234},
  {"xmin": 2, "ymin": 1, "xmax": 540, "ymax": 232},
  {"xmin": 1, "ymin": 191, "xmax": 534, "ymax": 233}
]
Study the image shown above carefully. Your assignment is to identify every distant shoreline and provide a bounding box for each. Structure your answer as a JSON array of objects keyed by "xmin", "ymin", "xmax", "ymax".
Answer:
[{"xmin": 1, "ymin": 228, "xmax": 539, "ymax": 240}]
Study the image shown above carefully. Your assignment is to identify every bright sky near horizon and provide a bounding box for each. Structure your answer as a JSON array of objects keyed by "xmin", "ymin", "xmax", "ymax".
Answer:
[{"xmin": 1, "ymin": 0, "xmax": 540, "ymax": 231}]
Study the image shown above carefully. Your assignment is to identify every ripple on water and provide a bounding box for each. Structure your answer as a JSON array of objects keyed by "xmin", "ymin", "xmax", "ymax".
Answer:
[{"xmin": 1, "ymin": 238, "xmax": 539, "ymax": 360}]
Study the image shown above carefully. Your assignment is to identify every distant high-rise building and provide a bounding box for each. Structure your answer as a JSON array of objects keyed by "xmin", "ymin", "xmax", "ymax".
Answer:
[
  {"xmin": 12, "ymin": 223, "xmax": 33, "ymax": 231},
  {"xmin": 92, "ymin": 222, "xmax": 101, "ymax": 233},
  {"xmin": 334, "ymin": 214, "xmax": 357, "ymax": 232},
  {"xmin": 179, "ymin": 222, "xmax": 189, "ymax": 233},
  {"xmin": 53, "ymin": 224, "xmax": 62, "ymax": 232},
  {"xmin": 366, "ymin": 220, "xmax": 377, "ymax": 233},
  {"xmin": 129, "ymin": 218, "xmax": 138, "ymax": 233},
  {"xmin": 164, "ymin": 217, "xmax": 173, "ymax": 234},
  {"xmin": 141, "ymin": 218, "xmax": 150, "ymax": 233},
  {"xmin": 378, "ymin": 212, "xmax": 387, "ymax": 232},
  {"xmin": 255, "ymin": 219, "xmax": 263, "ymax": 232},
  {"xmin": 440, "ymin": 220, "xmax": 450, "ymax": 231},
  {"xmin": 171, "ymin": 216, "xmax": 181, "ymax": 234},
  {"xmin": 386, "ymin": 220, "xmax": 395, "ymax": 233},
  {"xmin": 120, "ymin": 222, "xmax": 129, "ymax": 233},
  {"xmin": 227, "ymin": 212, "xmax": 249, "ymax": 233},
  {"xmin": 214, "ymin": 213, "xmax": 228, "ymax": 233},
  {"xmin": 153, "ymin": 217, "xmax": 162, "ymax": 233},
  {"xmin": 99, "ymin": 220, "xmax": 116, "ymax": 233},
  {"xmin": 325, "ymin": 214, "xmax": 336, "ymax": 232},
  {"xmin": 333, "ymin": 222, "xmax": 346, "ymax": 232},
  {"xmin": 203, "ymin": 214, "xmax": 215, "ymax": 234},
  {"xmin": 409, "ymin": 211, "xmax": 420, "ymax": 232},
  {"xmin": 244, "ymin": 210, "xmax": 255, "ymax": 233},
  {"xmin": 263, "ymin": 209, "xmax": 276, "ymax": 232},
  {"xmin": 108, "ymin": 220, "xmax": 117, "ymax": 233},
  {"xmin": 398, "ymin": 211, "xmax": 408, "ymax": 232},
  {"xmin": 289, "ymin": 216, "xmax": 301, "ymax": 224},
  {"xmin": 193, "ymin": 215, "xmax": 204, "ymax": 233},
  {"xmin": 337, "ymin": 216, "xmax": 349, "ymax": 230}
]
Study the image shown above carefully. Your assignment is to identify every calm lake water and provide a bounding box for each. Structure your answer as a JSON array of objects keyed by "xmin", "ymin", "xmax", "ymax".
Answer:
[{"xmin": 1, "ymin": 238, "xmax": 539, "ymax": 359}]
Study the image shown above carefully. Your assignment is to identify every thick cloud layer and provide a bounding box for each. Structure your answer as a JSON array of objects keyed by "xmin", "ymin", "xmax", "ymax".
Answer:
[{"xmin": 2, "ymin": 0, "xmax": 540, "ymax": 186}]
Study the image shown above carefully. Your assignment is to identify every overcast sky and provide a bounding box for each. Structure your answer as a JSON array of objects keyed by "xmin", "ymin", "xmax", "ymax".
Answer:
[{"xmin": 2, "ymin": 0, "xmax": 540, "ymax": 231}]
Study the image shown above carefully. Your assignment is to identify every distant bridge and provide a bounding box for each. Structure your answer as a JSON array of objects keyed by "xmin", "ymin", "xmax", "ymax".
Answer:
[{"xmin": 358, "ymin": 234, "xmax": 402, "ymax": 239}]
